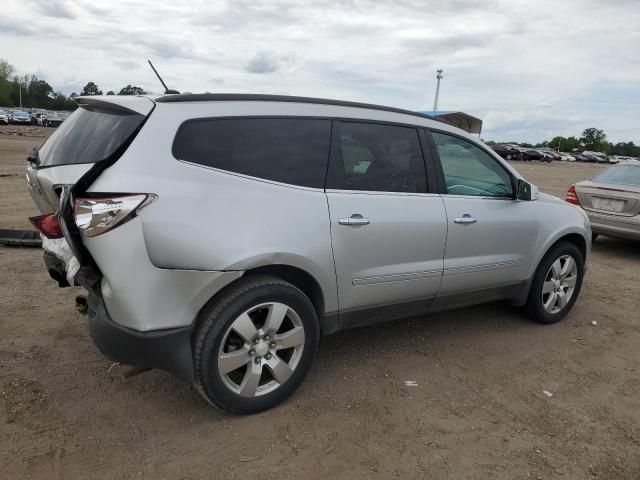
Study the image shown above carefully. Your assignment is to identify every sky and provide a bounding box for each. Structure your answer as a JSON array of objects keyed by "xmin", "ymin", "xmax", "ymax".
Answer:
[{"xmin": 1, "ymin": 0, "xmax": 639, "ymax": 143}]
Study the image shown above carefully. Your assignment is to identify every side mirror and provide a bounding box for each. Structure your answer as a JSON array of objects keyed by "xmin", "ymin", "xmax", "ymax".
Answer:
[
  {"xmin": 516, "ymin": 179, "xmax": 539, "ymax": 201},
  {"xmin": 26, "ymin": 145, "xmax": 40, "ymax": 166}
]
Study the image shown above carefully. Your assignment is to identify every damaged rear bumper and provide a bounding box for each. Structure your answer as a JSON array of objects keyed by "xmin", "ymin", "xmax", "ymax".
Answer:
[
  {"xmin": 44, "ymin": 252, "xmax": 196, "ymax": 382},
  {"xmin": 86, "ymin": 290, "xmax": 195, "ymax": 382}
]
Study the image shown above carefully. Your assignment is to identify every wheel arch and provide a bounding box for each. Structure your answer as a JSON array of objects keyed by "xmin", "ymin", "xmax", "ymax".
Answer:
[
  {"xmin": 514, "ymin": 229, "xmax": 589, "ymax": 307},
  {"xmin": 243, "ymin": 264, "xmax": 325, "ymax": 320},
  {"xmin": 192, "ymin": 263, "xmax": 335, "ymax": 341}
]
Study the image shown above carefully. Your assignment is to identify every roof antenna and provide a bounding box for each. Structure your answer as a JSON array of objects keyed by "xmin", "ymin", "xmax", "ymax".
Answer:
[{"xmin": 148, "ymin": 60, "xmax": 180, "ymax": 94}]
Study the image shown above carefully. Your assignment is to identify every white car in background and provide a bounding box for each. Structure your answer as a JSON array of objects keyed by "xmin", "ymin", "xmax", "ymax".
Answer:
[
  {"xmin": 0, "ymin": 110, "xmax": 9, "ymax": 125},
  {"xmin": 560, "ymin": 153, "xmax": 576, "ymax": 162}
]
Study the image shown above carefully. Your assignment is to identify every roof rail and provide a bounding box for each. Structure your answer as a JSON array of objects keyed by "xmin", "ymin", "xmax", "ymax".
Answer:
[{"xmin": 155, "ymin": 93, "xmax": 441, "ymax": 122}]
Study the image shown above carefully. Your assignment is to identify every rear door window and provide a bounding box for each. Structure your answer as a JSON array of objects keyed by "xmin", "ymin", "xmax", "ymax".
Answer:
[
  {"xmin": 172, "ymin": 118, "xmax": 331, "ymax": 188},
  {"xmin": 38, "ymin": 106, "xmax": 145, "ymax": 167},
  {"xmin": 326, "ymin": 121, "xmax": 427, "ymax": 193}
]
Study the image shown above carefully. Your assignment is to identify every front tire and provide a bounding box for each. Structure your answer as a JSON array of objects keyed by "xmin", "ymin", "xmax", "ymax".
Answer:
[
  {"xmin": 193, "ymin": 275, "xmax": 320, "ymax": 414},
  {"xmin": 525, "ymin": 242, "xmax": 584, "ymax": 324}
]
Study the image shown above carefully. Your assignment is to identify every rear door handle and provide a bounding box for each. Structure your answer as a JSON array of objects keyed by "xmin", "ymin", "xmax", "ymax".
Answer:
[
  {"xmin": 454, "ymin": 214, "xmax": 477, "ymax": 225},
  {"xmin": 339, "ymin": 214, "xmax": 370, "ymax": 226}
]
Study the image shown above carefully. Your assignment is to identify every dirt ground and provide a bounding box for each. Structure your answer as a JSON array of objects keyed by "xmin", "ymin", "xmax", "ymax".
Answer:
[{"xmin": 1, "ymin": 126, "xmax": 639, "ymax": 479}]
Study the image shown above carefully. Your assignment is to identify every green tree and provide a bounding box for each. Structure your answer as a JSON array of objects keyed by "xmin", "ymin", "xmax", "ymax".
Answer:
[
  {"xmin": 81, "ymin": 82, "xmax": 102, "ymax": 96},
  {"xmin": 548, "ymin": 135, "xmax": 581, "ymax": 152},
  {"xmin": 118, "ymin": 85, "xmax": 146, "ymax": 95},
  {"xmin": 610, "ymin": 141, "xmax": 640, "ymax": 157},
  {"xmin": 580, "ymin": 128, "xmax": 608, "ymax": 152},
  {"xmin": 26, "ymin": 77, "xmax": 54, "ymax": 109},
  {"xmin": 106, "ymin": 90, "xmax": 115, "ymax": 95},
  {"xmin": 0, "ymin": 58, "xmax": 15, "ymax": 105},
  {"xmin": 50, "ymin": 91, "xmax": 78, "ymax": 111}
]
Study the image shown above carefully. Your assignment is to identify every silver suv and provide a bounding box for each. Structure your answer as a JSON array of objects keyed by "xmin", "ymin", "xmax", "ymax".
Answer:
[{"xmin": 26, "ymin": 94, "xmax": 591, "ymax": 413}]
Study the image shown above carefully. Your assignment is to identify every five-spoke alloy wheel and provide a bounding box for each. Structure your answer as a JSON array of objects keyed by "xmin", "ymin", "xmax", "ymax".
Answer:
[{"xmin": 194, "ymin": 275, "xmax": 319, "ymax": 414}]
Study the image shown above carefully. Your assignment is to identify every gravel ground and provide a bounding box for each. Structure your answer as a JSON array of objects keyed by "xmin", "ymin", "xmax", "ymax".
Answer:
[{"xmin": 1, "ymin": 125, "xmax": 639, "ymax": 479}]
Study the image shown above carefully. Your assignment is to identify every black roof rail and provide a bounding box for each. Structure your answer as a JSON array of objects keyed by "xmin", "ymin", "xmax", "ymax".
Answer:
[{"xmin": 155, "ymin": 93, "xmax": 441, "ymax": 122}]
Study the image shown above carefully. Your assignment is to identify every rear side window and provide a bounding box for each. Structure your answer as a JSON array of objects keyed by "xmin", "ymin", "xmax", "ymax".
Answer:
[
  {"xmin": 38, "ymin": 107, "xmax": 144, "ymax": 168},
  {"xmin": 173, "ymin": 118, "xmax": 331, "ymax": 188},
  {"xmin": 327, "ymin": 122, "xmax": 427, "ymax": 193}
]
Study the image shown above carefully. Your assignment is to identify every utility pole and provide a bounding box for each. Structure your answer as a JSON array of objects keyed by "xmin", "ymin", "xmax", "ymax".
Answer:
[
  {"xmin": 19, "ymin": 82, "xmax": 22, "ymax": 108},
  {"xmin": 433, "ymin": 69, "xmax": 443, "ymax": 112}
]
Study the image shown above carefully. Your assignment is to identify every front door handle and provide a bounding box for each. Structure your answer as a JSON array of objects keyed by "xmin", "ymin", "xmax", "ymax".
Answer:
[
  {"xmin": 339, "ymin": 214, "xmax": 370, "ymax": 226},
  {"xmin": 454, "ymin": 214, "xmax": 477, "ymax": 225}
]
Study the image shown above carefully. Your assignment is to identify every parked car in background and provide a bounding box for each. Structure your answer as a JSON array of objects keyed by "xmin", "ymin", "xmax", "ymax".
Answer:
[
  {"xmin": 572, "ymin": 153, "xmax": 587, "ymax": 162},
  {"xmin": 560, "ymin": 153, "xmax": 576, "ymax": 162},
  {"xmin": 45, "ymin": 112, "xmax": 64, "ymax": 127},
  {"xmin": 523, "ymin": 149, "xmax": 545, "ymax": 161},
  {"xmin": 583, "ymin": 151, "xmax": 608, "ymax": 163},
  {"xmin": 580, "ymin": 153, "xmax": 601, "ymax": 163},
  {"xmin": 540, "ymin": 149, "xmax": 561, "ymax": 161},
  {"xmin": 27, "ymin": 93, "xmax": 591, "ymax": 414},
  {"xmin": 567, "ymin": 161, "xmax": 640, "ymax": 241},
  {"xmin": 0, "ymin": 110, "xmax": 8, "ymax": 125},
  {"xmin": 490, "ymin": 144, "xmax": 523, "ymax": 160},
  {"xmin": 536, "ymin": 150, "xmax": 553, "ymax": 162},
  {"xmin": 9, "ymin": 110, "xmax": 31, "ymax": 124}
]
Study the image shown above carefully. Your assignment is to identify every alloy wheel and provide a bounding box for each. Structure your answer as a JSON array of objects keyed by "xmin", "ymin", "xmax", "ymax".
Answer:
[
  {"xmin": 217, "ymin": 302, "xmax": 305, "ymax": 397},
  {"xmin": 541, "ymin": 255, "xmax": 578, "ymax": 314}
]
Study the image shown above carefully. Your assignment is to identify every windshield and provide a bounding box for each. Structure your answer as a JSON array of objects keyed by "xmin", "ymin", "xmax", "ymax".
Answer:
[
  {"xmin": 593, "ymin": 164, "xmax": 640, "ymax": 186},
  {"xmin": 38, "ymin": 106, "xmax": 145, "ymax": 168},
  {"xmin": 14, "ymin": 111, "xmax": 29, "ymax": 117}
]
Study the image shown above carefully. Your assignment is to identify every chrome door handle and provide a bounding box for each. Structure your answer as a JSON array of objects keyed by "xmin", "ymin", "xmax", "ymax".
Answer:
[
  {"xmin": 339, "ymin": 214, "xmax": 370, "ymax": 226},
  {"xmin": 454, "ymin": 214, "xmax": 477, "ymax": 225}
]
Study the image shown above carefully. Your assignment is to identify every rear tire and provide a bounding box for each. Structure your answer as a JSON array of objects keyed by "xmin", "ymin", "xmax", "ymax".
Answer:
[
  {"xmin": 193, "ymin": 275, "xmax": 319, "ymax": 414},
  {"xmin": 525, "ymin": 242, "xmax": 584, "ymax": 324}
]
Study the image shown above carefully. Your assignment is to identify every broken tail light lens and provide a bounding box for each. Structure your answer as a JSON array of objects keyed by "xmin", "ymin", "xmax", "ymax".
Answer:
[
  {"xmin": 74, "ymin": 194, "xmax": 157, "ymax": 237},
  {"xmin": 565, "ymin": 185, "xmax": 580, "ymax": 205},
  {"xmin": 29, "ymin": 213, "xmax": 63, "ymax": 239}
]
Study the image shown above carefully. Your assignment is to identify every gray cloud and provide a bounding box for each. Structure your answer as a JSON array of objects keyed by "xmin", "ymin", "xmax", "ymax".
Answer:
[
  {"xmin": 246, "ymin": 51, "xmax": 281, "ymax": 74},
  {"xmin": 0, "ymin": 18, "xmax": 36, "ymax": 36},
  {"xmin": 35, "ymin": 0, "xmax": 76, "ymax": 19}
]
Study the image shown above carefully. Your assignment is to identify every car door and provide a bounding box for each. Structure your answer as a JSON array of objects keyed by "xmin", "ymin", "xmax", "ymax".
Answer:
[
  {"xmin": 325, "ymin": 120, "xmax": 447, "ymax": 327},
  {"xmin": 428, "ymin": 130, "xmax": 538, "ymax": 296}
]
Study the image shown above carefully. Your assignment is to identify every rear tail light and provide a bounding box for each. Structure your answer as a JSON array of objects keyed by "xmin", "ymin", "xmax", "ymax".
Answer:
[
  {"xmin": 74, "ymin": 194, "xmax": 157, "ymax": 237},
  {"xmin": 565, "ymin": 185, "xmax": 580, "ymax": 205},
  {"xmin": 29, "ymin": 213, "xmax": 63, "ymax": 239}
]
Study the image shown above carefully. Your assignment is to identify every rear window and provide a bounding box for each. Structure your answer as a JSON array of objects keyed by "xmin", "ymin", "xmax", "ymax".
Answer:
[
  {"xmin": 38, "ymin": 106, "xmax": 144, "ymax": 168},
  {"xmin": 593, "ymin": 164, "xmax": 640, "ymax": 186},
  {"xmin": 172, "ymin": 118, "xmax": 331, "ymax": 188}
]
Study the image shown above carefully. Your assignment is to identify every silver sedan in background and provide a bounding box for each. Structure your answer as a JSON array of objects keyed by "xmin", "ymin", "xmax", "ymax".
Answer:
[{"xmin": 568, "ymin": 161, "xmax": 640, "ymax": 241}]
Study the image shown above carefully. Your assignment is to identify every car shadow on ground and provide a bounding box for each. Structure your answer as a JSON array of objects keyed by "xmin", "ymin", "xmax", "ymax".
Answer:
[
  {"xmin": 592, "ymin": 236, "xmax": 640, "ymax": 259},
  {"xmin": 131, "ymin": 300, "xmax": 535, "ymax": 417}
]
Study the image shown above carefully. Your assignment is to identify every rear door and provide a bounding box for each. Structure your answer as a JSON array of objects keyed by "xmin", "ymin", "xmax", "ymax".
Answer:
[
  {"xmin": 428, "ymin": 130, "xmax": 538, "ymax": 295},
  {"xmin": 325, "ymin": 121, "xmax": 447, "ymax": 326}
]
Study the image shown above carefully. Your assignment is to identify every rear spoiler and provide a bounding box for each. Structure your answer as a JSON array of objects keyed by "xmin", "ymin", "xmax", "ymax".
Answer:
[{"xmin": 75, "ymin": 95, "xmax": 155, "ymax": 116}]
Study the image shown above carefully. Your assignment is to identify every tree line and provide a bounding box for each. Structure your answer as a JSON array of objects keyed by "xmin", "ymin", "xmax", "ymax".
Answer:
[
  {"xmin": 488, "ymin": 127, "xmax": 640, "ymax": 157},
  {"xmin": 0, "ymin": 59, "xmax": 146, "ymax": 111}
]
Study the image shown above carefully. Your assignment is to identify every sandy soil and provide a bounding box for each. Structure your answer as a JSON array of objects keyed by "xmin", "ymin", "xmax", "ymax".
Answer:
[{"xmin": 1, "ymin": 127, "xmax": 639, "ymax": 479}]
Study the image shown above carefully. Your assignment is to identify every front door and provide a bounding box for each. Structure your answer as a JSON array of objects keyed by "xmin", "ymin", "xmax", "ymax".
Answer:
[
  {"xmin": 325, "ymin": 121, "xmax": 447, "ymax": 325},
  {"xmin": 429, "ymin": 131, "xmax": 538, "ymax": 295}
]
